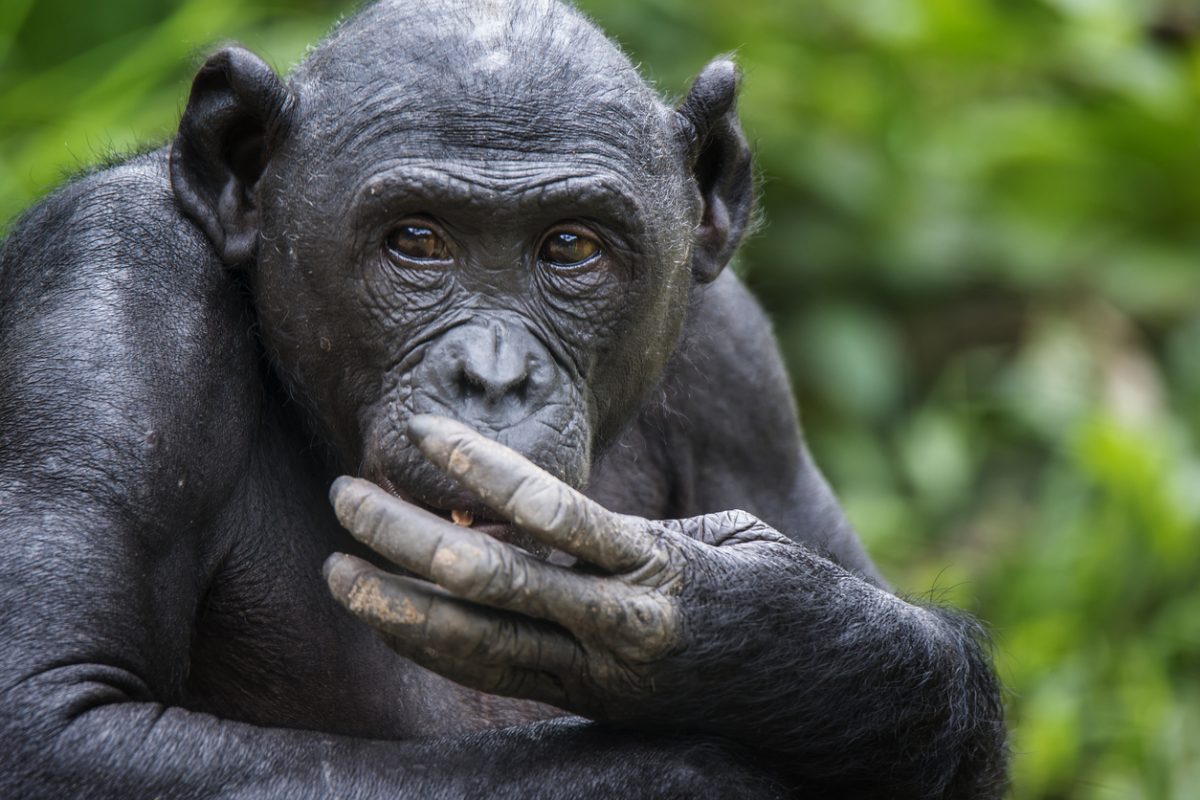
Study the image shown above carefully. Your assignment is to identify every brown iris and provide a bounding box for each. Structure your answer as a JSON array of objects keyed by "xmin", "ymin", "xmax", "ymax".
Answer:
[
  {"xmin": 539, "ymin": 229, "xmax": 601, "ymax": 269},
  {"xmin": 385, "ymin": 222, "xmax": 451, "ymax": 264}
]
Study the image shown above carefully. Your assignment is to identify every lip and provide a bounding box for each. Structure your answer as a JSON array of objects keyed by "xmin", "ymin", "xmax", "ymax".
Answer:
[{"xmin": 374, "ymin": 473, "xmax": 552, "ymax": 558}]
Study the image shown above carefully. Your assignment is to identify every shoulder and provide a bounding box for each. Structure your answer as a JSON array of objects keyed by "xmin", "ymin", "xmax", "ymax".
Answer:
[
  {"xmin": 650, "ymin": 270, "xmax": 882, "ymax": 581},
  {"xmin": 666, "ymin": 270, "xmax": 797, "ymax": 457},
  {"xmin": 3, "ymin": 148, "xmax": 207, "ymax": 289},
  {"xmin": 1, "ymin": 148, "xmax": 220, "ymax": 324},
  {"xmin": 0, "ymin": 148, "xmax": 259, "ymax": 519}
]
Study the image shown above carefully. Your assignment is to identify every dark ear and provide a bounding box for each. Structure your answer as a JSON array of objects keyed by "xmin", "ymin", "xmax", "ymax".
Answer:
[
  {"xmin": 170, "ymin": 46, "xmax": 295, "ymax": 266},
  {"xmin": 675, "ymin": 58, "xmax": 755, "ymax": 284}
]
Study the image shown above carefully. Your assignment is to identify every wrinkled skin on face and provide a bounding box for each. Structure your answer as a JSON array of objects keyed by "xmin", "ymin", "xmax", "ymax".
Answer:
[
  {"xmin": 177, "ymin": 0, "xmax": 808, "ymax": 727},
  {"xmin": 246, "ymin": 0, "xmax": 704, "ymax": 518}
]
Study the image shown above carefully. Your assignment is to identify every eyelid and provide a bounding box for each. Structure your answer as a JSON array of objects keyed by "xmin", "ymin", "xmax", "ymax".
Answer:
[
  {"xmin": 543, "ymin": 221, "xmax": 601, "ymax": 242},
  {"xmin": 384, "ymin": 216, "xmax": 455, "ymax": 264},
  {"xmin": 538, "ymin": 222, "xmax": 606, "ymax": 268}
]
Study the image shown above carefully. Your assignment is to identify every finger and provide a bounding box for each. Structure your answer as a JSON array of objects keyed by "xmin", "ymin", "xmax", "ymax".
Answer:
[
  {"xmin": 328, "ymin": 479, "xmax": 648, "ymax": 637},
  {"xmin": 324, "ymin": 553, "xmax": 573, "ymax": 709},
  {"xmin": 406, "ymin": 414, "xmax": 648, "ymax": 572},
  {"xmin": 658, "ymin": 510, "xmax": 785, "ymax": 547},
  {"xmin": 324, "ymin": 553, "xmax": 582, "ymax": 673},
  {"xmin": 413, "ymin": 647, "xmax": 572, "ymax": 710}
]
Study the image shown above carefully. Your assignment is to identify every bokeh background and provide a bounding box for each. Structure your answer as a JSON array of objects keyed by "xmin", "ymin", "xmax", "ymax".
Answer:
[{"xmin": 3, "ymin": 0, "xmax": 1199, "ymax": 796}]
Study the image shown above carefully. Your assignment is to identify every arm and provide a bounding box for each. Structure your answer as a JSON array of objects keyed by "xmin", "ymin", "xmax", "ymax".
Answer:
[
  {"xmin": 678, "ymin": 273, "xmax": 1008, "ymax": 794},
  {"xmin": 0, "ymin": 491, "xmax": 782, "ymax": 800},
  {"xmin": 0, "ymin": 165, "xmax": 785, "ymax": 800},
  {"xmin": 649, "ymin": 272, "xmax": 1009, "ymax": 795},
  {"xmin": 1, "ymin": 500, "xmax": 782, "ymax": 800}
]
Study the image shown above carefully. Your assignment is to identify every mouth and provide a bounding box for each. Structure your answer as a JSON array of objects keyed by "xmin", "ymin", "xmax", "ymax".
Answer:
[{"xmin": 376, "ymin": 474, "xmax": 552, "ymax": 559}]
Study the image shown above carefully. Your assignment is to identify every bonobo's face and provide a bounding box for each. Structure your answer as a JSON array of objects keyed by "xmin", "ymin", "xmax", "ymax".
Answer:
[
  {"xmin": 252, "ymin": 0, "xmax": 698, "ymax": 514},
  {"xmin": 169, "ymin": 0, "xmax": 752, "ymax": 524}
]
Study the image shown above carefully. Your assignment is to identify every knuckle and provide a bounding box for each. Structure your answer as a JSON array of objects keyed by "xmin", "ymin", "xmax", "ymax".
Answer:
[
  {"xmin": 326, "ymin": 557, "xmax": 367, "ymax": 601},
  {"xmin": 445, "ymin": 431, "xmax": 477, "ymax": 478},
  {"xmin": 432, "ymin": 539, "xmax": 525, "ymax": 607},
  {"xmin": 474, "ymin": 545, "xmax": 525, "ymax": 604},
  {"xmin": 343, "ymin": 489, "xmax": 398, "ymax": 550},
  {"xmin": 625, "ymin": 527, "xmax": 687, "ymax": 587},
  {"xmin": 430, "ymin": 540, "xmax": 482, "ymax": 590},
  {"xmin": 481, "ymin": 617, "xmax": 521, "ymax": 661},
  {"xmin": 508, "ymin": 473, "xmax": 556, "ymax": 525},
  {"xmin": 725, "ymin": 509, "xmax": 760, "ymax": 529},
  {"xmin": 622, "ymin": 594, "xmax": 679, "ymax": 658},
  {"xmin": 702, "ymin": 509, "xmax": 784, "ymax": 546},
  {"xmin": 361, "ymin": 499, "xmax": 390, "ymax": 545},
  {"xmin": 488, "ymin": 668, "xmax": 530, "ymax": 697},
  {"xmin": 343, "ymin": 569, "xmax": 385, "ymax": 615},
  {"xmin": 545, "ymin": 489, "xmax": 575, "ymax": 534},
  {"xmin": 334, "ymin": 482, "xmax": 370, "ymax": 527}
]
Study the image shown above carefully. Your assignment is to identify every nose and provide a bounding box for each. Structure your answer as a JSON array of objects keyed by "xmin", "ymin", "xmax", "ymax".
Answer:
[
  {"xmin": 422, "ymin": 321, "xmax": 557, "ymax": 424},
  {"xmin": 457, "ymin": 323, "xmax": 530, "ymax": 405}
]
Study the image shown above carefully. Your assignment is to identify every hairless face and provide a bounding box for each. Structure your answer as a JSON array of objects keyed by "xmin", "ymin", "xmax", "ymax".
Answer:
[{"xmin": 172, "ymin": 0, "xmax": 752, "ymax": 523}]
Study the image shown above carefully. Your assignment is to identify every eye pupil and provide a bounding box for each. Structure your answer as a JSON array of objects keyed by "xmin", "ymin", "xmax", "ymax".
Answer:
[
  {"xmin": 541, "ymin": 231, "xmax": 600, "ymax": 267},
  {"xmin": 385, "ymin": 224, "xmax": 449, "ymax": 263}
]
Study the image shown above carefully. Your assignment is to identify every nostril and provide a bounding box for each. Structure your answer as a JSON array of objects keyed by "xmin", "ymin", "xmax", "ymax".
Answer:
[
  {"xmin": 488, "ymin": 372, "xmax": 530, "ymax": 404},
  {"xmin": 438, "ymin": 325, "xmax": 547, "ymax": 411},
  {"xmin": 457, "ymin": 370, "xmax": 486, "ymax": 401},
  {"xmin": 457, "ymin": 361, "xmax": 530, "ymax": 405}
]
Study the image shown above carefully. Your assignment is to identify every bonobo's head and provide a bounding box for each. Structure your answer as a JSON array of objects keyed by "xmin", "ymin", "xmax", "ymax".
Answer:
[{"xmin": 170, "ymin": 0, "xmax": 752, "ymax": 514}]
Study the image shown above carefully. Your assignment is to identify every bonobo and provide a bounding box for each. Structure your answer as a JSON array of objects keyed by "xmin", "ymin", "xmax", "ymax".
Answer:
[{"xmin": 0, "ymin": 0, "xmax": 1007, "ymax": 797}]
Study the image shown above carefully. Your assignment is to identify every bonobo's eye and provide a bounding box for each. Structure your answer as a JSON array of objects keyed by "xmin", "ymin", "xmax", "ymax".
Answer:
[
  {"xmin": 384, "ymin": 220, "xmax": 452, "ymax": 266},
  {"xmin": 538, "ymin": 226, "xmax": 603, "ymax": 271}
]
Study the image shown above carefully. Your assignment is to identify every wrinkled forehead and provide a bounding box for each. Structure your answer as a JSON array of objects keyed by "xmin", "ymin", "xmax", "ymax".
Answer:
[{"xmin": 287, "ymin": 0, "xmax": 676, "ymax": 175}]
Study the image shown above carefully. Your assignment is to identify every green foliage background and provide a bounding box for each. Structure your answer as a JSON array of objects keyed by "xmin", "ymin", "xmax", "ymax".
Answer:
[{"xmin": 3, "ymin": 1, "xmax": 1199, "ymax": 796}]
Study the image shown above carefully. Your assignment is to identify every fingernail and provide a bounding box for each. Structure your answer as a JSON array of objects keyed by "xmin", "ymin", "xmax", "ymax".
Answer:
[
  {"xmin": 322, "ymin": 552, "xmax": 346, "ymax": 582},
  {"xmin": 329, "ymin": 475, "xmax": 355, "ymax": 504},
  {"xmin": 406, "ymin": 414, "xmax": 440, "ymax": 445}
]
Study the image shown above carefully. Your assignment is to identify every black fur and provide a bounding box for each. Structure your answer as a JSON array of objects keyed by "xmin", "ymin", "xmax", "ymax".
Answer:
[{"xmin": 0, "ymin": 1, "xmax": 1006, "ymax": 797}]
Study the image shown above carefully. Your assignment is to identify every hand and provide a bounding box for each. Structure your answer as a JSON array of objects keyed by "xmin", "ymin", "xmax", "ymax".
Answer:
[{"xmin": 323, "ymin": 414, "xmax": 803, "ymax": 724}]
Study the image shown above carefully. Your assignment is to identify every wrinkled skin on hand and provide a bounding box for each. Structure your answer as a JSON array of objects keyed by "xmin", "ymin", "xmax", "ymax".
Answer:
[{"xmin": 326, "ymin": 415, "xmax": 798, "ymax": 724}]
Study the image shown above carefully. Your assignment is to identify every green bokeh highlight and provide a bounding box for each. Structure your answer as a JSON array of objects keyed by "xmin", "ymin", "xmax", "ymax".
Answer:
[{"xmin": 3, "ymin": 1, "xmax": 1199, "ymax": 797}]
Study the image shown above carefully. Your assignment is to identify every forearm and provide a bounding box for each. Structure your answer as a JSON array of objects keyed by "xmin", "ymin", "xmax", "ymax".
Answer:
[
  {"xmin": 665, "ymin": 552, "xmax": 1007, "ymax": 799},
  {"xmin": 1, "ymin": 667, "xmax": 784, "ymax": 800}
]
